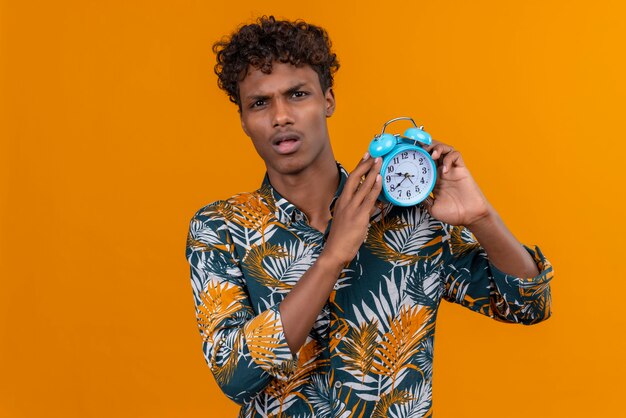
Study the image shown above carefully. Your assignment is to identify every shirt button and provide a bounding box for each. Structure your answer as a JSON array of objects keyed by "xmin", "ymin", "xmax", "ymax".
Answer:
[
  {"xmin": 334, "ymin": 332, "xmax": 342, "ymax": 340},
  {"xmin": 334, "ymin": 381, "xmax": 342, "ymax": 389},
  {"xmin": 333, "ymin": 283, "xmax": 339, "ymax": 290}
]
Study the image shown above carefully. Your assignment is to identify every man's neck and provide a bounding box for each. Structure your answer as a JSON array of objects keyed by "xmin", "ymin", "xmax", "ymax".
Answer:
[{"xmin": 268, "ymin": 157, "xmax": 339, "ymax": 233}]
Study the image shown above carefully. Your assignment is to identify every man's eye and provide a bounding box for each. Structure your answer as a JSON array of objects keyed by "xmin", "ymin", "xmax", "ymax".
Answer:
[
  {"xmin": 251, "ymin": 100, "xmax": 266, "ymax": 108},
  {"xmin": 293, "ymin": 91, "xmax": 308, "ymax": 98}
]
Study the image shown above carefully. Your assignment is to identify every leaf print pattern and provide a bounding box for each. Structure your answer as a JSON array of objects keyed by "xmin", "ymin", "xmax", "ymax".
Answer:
[
  {"xmin": 186, "ymin": 164, "xmax": 554, "ymax": 416},
  {"xmin": 372, "ymin": 305, "xmax": 435, "ymax": 386},
  {"xmin": 197, "ymin": 280, "xmax": 250, "ymax": 341},
  {"xmin": 371, "ymin": 389, "xmax": 414, "ymax": 418},
  {"xmin": 341, "ymin": 320, "xmax": 379, "ymax": 382},
  {"xmin": 303, "ymin": 374, "xmax": 332, "ymax": 417},
  {"xmin": 210, "ymin": 328, "xmax": 242, "ymax": 386},
  {"xmin": 366, "ymin": 211, "xmax": 443, "ymax": 266},
  {"xmin": 265, "ymin": 339, "xmax": 329, "ymax": 415},
  {"xmin": 244, "ymin": 309, "xmax": 295, "ymax": 373},
  {"xmin": 243, "ymin": 243, "xmax": 291, "ymax": 290},
  {"xmin": 448, "ymin": 225, "xmax": 480, "ymax": 258}
]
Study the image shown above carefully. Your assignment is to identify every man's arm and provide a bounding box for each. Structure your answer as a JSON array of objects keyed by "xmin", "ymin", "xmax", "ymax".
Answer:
[
  {"xmin": 466, "ymin": 205, "xmax": 539, "ymax": 278},
  {"xmin": 440, "ymin": 223, "xmax": 553, "ymax": 324},
  {"xmin": 425, "ymin": 141, "xmax": 539, "ymax": 278},
  {"xmin": 279, "ymin": 155, "xmax": 382, "ymax": 354},
  {"xmin": 424, "ymin": 140, "xmax": 553, "ymax": 324},
  {"xmin": 187, "ymin": 207, "xmax": 298, "ymax": 404}
]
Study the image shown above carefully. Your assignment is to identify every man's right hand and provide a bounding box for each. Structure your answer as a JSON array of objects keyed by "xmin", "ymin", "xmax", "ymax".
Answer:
[{"xmin": 322, "ymin": 153, "xmax": 382, "ymax": 266}]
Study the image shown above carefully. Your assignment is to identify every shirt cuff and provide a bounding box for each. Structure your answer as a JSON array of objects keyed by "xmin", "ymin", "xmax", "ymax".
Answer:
[{"xmin": 488, "ymin": 245, "xmax": 554, "ymax": 324}]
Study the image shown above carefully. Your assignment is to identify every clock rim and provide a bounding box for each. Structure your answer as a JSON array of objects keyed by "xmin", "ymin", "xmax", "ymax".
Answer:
[{"xmin": 379, "ymin": 144, "xmax": 437, "ymax": 207}]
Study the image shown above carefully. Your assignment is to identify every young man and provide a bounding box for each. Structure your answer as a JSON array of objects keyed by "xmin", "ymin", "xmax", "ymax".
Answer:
[{"xmin": 186, "ymin": 16, "xmax": 553, "ymax": 417}]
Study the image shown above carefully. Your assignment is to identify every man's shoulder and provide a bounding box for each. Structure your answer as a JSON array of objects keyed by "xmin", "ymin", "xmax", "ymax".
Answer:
[{"xmin": 189, "ymin": 188, "xmax": 273, "ymax": 224}]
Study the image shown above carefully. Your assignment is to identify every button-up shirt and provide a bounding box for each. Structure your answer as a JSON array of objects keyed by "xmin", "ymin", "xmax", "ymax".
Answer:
[{"xmin": 185, "ymin": 163, "xmax": 553, "ymax": 417}]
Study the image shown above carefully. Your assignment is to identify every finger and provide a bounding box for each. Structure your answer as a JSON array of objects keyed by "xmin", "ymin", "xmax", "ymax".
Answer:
[
  {"xmin": 431, "ymin": 144, "xmax": 453, "ymax": 160},
  {"xmin": 354, "ymin": 158, "xmax": 382, "ymax": 204},
  {"xmin": 422, "ymin": 139, "xmax": 440, "ymax": 152},
  {"xmin": 345, "ymin": 155, "xmax": 376, "ymax": 195},
  {"xmin": 441, "ymin": 150, "xmax": 463, "ymax": 174},
  {"xmin": 430, "ymin": 143, "xmax": 454, "ymax": 160},
  {"xmin": 362, "ymin": 173, "xmax": 382, "ymax": 209}
]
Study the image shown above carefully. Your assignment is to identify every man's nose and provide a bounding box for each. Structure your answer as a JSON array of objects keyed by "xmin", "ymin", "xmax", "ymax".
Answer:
[{"xmin": 272, "ymin": 98, "xmax": 294, "ymax": 128}]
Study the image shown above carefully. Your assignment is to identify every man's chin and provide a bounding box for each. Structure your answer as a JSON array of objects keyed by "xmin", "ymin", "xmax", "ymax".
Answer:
[
  {"xmin": 268, "ymin": 158, "xmax": 311, "ymax": 177},
  {"xmin": 277, "ymin": 163, "xmax": 308, "ymax": 176}
]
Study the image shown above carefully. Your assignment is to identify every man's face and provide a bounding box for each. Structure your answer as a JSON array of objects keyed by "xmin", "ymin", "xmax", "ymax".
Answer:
[{"xmin": 238, "ymin": 62, "xmax": 336, "ymax": 177}]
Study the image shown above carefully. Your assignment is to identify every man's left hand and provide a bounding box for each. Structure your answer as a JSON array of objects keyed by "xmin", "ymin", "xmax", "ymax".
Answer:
[{"xmin": 423, "ymin": 141, "xmax": 492, "ymax": 227}]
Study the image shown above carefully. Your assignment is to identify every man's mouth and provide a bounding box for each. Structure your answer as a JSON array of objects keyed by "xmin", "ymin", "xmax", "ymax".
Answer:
[{"xmin": 272, "ymin": 134, "xmax": 302, "ymax": 155}]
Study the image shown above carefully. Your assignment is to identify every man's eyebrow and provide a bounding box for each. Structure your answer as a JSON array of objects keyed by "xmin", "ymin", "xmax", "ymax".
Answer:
[
  {"xmin": 244, "ymin": 93, "xmax": 270, "ymax": 102},
  {"xmin": 243, "ymin": 82, "xmax": 310, "ymax": 102},
  {"xmin": 283, "ymin": 82, "xmax": 308, "ymax": 95}
]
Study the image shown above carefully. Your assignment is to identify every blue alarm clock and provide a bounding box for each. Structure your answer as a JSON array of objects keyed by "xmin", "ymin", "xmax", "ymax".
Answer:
[{"xmin": 368, "ymin": 117, "xmax": 437, "ymax": 206}]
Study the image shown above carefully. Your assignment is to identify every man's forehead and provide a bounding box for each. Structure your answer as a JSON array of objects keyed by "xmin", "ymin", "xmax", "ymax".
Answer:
[{"xmin": 239, "ymin": 62, "xmax": 320, "ymax": 96}]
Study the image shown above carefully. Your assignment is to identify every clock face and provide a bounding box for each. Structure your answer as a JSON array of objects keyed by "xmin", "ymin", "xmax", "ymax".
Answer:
[{"xmin": 382, "ymin": 148, "xmax": 436, "ymax": 206}]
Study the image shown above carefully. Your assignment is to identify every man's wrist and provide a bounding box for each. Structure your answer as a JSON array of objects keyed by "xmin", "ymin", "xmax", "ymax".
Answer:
[
  {"xmin": 316, "ymin": 249, "xmax": 346, "ymax": 280},
  {"xmin": 465, "ymin": 204, "xmax": 499, "ymax": 236}
]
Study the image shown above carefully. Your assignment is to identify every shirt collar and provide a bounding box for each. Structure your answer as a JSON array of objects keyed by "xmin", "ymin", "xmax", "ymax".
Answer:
[{"xmin": 259, "ymin": 162, "xmax": 349, "ymax": 226}]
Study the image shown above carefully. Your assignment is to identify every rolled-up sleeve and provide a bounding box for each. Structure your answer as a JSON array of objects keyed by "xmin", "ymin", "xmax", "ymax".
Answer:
[
  {"xmin": 186, "ymin": 203, "xmax": 297, "ymax": 405},
  {"xmin": 441, "ymin": 225, "xmax": 554, "ymax": 325}
]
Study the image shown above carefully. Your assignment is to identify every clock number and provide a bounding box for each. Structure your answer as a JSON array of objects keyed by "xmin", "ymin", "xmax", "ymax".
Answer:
[
  {"xmin": 386, "ymin": 175, "xmax": 391, "ymax": 182},
  {"xmin": 422, "ymin": 167, "xmax": 427, "ymax": 174},
  {"xmin": 420, "ymin": 178, "xmax": 425, "ymax": 184},
  {"xmin": 407, "ymin": 190, "xmax": 412, "ymax": 198},
  {"xmin": 419, "ymin": 157, "xmax": 424, "ymax": 165},
  {"xmin": 393, "ymin": 157, "xmax": 399, "ymax": 164},
  {"xmin": 401, "ymin": 152, "xmax": 408, "ymax": 160},
  {"xmin": 388, "ymin": 165, "xmax": 394, "ymax": 173},
  {"xmin": 398, "ymin": 190, "xmax": 402, "ymax": 197},
  {"xmin": 390, "ymin": 184, "xmax": 396, "ymax": 192},
  {"xmin": 415, "ymin": 186, "xmax": 420, "ymax": 193}
]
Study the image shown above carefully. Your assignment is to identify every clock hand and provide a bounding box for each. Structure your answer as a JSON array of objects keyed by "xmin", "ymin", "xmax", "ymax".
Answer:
[{"xmin": 403, "ymin": 172, "xmax": 415, "ymax": 184}]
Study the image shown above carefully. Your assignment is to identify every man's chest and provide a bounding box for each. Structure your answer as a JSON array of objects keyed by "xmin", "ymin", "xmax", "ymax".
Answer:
[{"xmin": 231, "ymin": 208, "xmax": 447, "ymax": 318}]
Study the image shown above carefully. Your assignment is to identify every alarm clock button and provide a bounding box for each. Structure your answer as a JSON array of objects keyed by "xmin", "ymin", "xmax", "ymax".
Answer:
[
  {"xmin": 404, "ymin": 127, "xmax": 432, "ymax": 146},
  {"xmin": 369, "ymin": 133, "xmax": 396, "ymax": 158}
]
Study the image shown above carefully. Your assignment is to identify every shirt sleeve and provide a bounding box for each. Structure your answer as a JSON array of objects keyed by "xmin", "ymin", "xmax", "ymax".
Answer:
[
  {"xmin": 186, "ymin": 202, "xmax": 298, "ymax": 405},
  {"xmin": 440, "ymin": 224, "xmax": 554, "ymax": 325}
]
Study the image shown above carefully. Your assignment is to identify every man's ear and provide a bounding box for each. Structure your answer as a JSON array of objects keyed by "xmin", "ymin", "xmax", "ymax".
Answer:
[{"xmin": 324, "ymin": 87, "xmax": 336, "ymax": 117}]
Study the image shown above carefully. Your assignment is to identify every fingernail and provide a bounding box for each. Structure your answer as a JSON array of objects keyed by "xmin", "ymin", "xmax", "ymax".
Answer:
[
  {"xmin": 376, "ymin": 174, "xmax": 381, "ymax": 182},
  {"xmin": 374, "ymin": 157, "xmax": 381, "ymax": 163},
  {"xmin": 443, "ymin": 165, "xmax": 448, "ymax": 173},
  {"xmin": 362, "ymin": 152, "xmax": 370, "ymax": 161}
]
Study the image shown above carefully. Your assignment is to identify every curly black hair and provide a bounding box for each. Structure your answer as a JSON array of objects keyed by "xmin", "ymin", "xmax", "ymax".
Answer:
[{"xmin": 213, "ymin": 16, "xmax": 340, "ymax": 109}]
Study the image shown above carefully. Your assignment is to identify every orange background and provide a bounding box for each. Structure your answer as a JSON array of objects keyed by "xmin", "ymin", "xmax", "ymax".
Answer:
[{"xmin": 1, "ymin": 0, "xmax": 624, "ymax": 417}]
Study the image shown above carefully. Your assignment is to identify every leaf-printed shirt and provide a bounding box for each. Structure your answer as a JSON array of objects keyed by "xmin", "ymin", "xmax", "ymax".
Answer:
[{"xmin": 185, "ymin": 163, "xmax": 553, "ymax": 418}]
